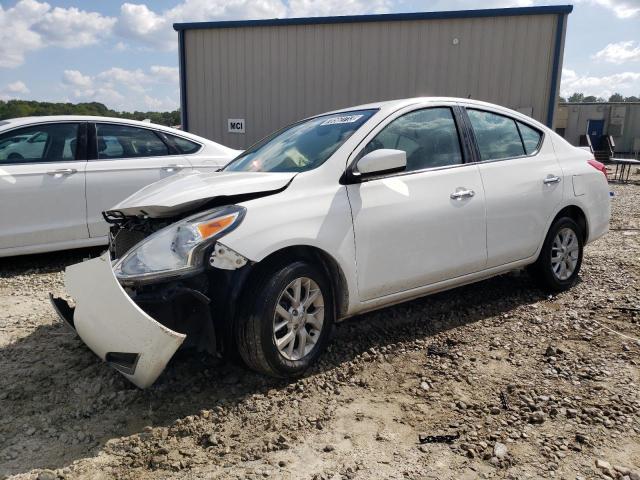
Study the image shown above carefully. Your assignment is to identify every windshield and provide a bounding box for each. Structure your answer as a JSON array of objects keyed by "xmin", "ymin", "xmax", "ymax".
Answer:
[{"xmin": 224, "ymin": 109, "xmax": 377, "ymax": 173}]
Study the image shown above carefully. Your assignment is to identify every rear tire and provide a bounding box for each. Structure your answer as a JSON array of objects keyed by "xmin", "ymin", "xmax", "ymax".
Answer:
[
  {"xmin": 529, "ymin": 216, "xmax": 583, "ymax": 292},
  {"xmin": 236, "ymin": 260, "xmax": 334, "ymax": 377}
]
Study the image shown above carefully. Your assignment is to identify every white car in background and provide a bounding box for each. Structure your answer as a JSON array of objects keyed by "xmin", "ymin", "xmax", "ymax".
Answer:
[
  {"xmin": 52, "ymin": 98, "xmax": 610, "ymax": 388},
  {"xmin": 0, "ymin": 116, "xmax": 240, "ymax": 257}
]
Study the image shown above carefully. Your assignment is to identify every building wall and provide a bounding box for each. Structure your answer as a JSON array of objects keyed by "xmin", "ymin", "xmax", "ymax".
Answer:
[
  {"xmin": 555, "ymin": 103, "xmax": 640, "ymax": 153},
  {"xmin": 182, "ymin": 12, "xmax": 566, "ymax": 149}
]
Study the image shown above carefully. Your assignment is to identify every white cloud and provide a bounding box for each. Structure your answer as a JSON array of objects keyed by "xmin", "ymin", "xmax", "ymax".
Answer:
[
  {"xmin": 5, "ymin": 81, "xmax": 30, "ymax": 95},
  {"xmin": 150, "ymin": 65, "xmax": 179, "ymax": 84},
  {"xmin": 0, "ymin": 80, "xmax": 30, "ymax": 100},
  {"xmin": 117, "ymin": 0, "xmax": 288, "ymax": 51},
  {"xmin": 63, "ymin": 70, "xmax": 93, "ymax": 89},
  {"xmin": 32, "ymin": 5, "xmax": 116, "ymax": 49},
  {"xmin": 593, "ymin": 41, "xmax": 640, "ymax": 64},
  {"xmin": 575, "ymin": 0, "xmax": 640, "ymax": 18},
  {"xmin": 287, "ymin": 0, "xmax": 390, "ymax": 17},
  {"xmin": 61, "ymin": 66, "xmax": 179, "ymax": 111},
  {"xmin": 0, "ymin": 0, "xmax": 115, "ymax": 68},
  {"xmin": 561, "ymin": 68, "xmax": 640, "ymax": 98}
]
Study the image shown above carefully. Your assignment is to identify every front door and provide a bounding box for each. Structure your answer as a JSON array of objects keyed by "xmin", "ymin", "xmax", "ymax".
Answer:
[
  {"xmin": 0, "ymin": 122, "xmax": 87, "ymax": 251},
  {"xmin": 85, "ymin": 123, "xmax": 193, "ymax": 238},
  {"xmin": 346, "ymin": 106, "xmax": 487, "ymax": 301},
  {"xmin": 587, "ymin": 119, "xmax": 604, "ymax": 150}
]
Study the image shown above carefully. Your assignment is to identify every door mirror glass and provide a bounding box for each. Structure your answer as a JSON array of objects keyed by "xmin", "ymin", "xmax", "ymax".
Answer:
[{"xmin": 356, "ymin": 148, "xmax": 406, "ymax": 175}]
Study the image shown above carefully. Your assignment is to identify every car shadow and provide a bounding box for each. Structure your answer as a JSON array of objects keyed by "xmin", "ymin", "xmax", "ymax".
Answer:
[{"xmin": 0, "ymin": 266, "xmax": 550, "ymax": 476}]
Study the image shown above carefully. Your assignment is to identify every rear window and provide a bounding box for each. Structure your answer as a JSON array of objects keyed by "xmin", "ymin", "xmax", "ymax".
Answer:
[
  {"xmin": 167, "ymin": 133, "xmax": 201, "ymax": 154},
  {"xmin": 467, "ymin": 109, "xmax": 525, "ymax": 161},
  {"xmin": 518, "ymin": 121, "xmax": 542, "ymax": 154}
]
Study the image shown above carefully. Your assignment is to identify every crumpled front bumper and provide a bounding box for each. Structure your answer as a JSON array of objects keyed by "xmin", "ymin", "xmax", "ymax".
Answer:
[{"xmin": 50, "ymin": 253, "xmax": 186, "ymax": 388}]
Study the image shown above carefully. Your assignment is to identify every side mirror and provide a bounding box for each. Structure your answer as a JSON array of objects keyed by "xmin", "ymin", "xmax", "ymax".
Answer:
[{"xmin": 356, "ymin": 149, "xmax": 406, "ymax": 176}]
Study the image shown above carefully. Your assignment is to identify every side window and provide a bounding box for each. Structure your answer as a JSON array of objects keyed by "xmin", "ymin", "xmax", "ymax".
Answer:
[
  {"xmin": 96, "ymin": 124, "xmax": 169, "ymax": 159},
  {"xmin": 361, "ymin": 107, "xmax": 463, "ymax": 172},
  {"xmin": 467, "ymin": 109, "xmax": 525, "ymax": 161},
  {"xmin": 518, "ymin": 121, "xmax": 542, "ymax": 154},
  {"xmin": 166, "ymin": 133, "xmax": 201, "ymax": 154},
  {"xmin": 0, "ymin": 123, "xmax": 79, "ymax": 164}
]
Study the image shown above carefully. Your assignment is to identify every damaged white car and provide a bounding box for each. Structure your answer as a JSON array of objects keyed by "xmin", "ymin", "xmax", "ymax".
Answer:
[{"xmin": 51, "ymin": 98, "xmax": 610, "ymax": 388}]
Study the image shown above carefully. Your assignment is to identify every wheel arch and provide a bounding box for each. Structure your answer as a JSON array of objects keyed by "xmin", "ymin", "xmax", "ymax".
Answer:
[
  {"xmin": 551, "ymin": 204, "xmax": 589, "ymax": 243},
  {"xmin": 243, "ymin": 245, "xmax": 350, "ymax": 320}
]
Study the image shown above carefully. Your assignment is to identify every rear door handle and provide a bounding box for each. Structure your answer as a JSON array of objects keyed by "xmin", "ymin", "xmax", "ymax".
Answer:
[
  {"xmin": 543, "ymin": 174, "xmax": 561, "ymax": 185},
  {"xmin": 450, "ymin": 188, "xmax": 475, "ymax": 200},
  {"xmin": 47, "ymin": 168, "xmax": 77, "ymax": 176},
  {"xmin": 161, "ymin": 164, "xmax": 185, "ymax": 172}
]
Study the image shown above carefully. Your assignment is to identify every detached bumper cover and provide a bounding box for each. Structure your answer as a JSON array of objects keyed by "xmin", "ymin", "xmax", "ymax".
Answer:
[{"xmin": 51, "ymin": 253, "xmax": 186, "ymax": 388}]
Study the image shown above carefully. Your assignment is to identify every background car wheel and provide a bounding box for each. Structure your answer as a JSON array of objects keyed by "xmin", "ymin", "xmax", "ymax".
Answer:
[
  {"xmin": 7, "ymin": 153, "xmax": 23, "ymax": 161},
  {"xmin": 529, "ymin": 216, "xmax": 584, "ymax": 292},
  {"xmin": 236, "ymin": 260, "xmax": 334, "ymax": 378}
]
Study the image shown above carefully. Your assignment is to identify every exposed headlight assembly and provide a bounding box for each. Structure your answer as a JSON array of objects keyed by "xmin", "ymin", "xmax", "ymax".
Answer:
[{"xmin": 113, "ymin": 205, "xmax": 245, "ymax": 283}]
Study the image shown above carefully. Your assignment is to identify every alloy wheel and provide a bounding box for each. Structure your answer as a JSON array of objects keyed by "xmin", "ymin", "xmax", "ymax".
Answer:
[
  {"xmin": 272, "ymin": 277, "xmax": 324, "ymax": 361},
  {"xmin": 550, "ymin": 227, "xmax": 579, "ymax": 281}
]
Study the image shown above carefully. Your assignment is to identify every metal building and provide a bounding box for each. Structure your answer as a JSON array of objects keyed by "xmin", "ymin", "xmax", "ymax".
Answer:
[
  {"xmin": 555, "ymin": 102, "xmax": 640, "ymax": 157},
  {"xmin": 174, "ymin": 5, "xmax": 572, "ymax": 149}
]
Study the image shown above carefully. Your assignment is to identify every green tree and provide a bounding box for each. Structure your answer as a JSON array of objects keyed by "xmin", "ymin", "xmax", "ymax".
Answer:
[
  {"xmin": 0, "ymin": 100, "xmax": 181, "ymax": 127},
  {"xmin": 567, "ymin": 92, "xmax": 584, "ymax": 103},
  {"xmin": 583, "ymin": 95, "xmax": 598, "ymax": 102},
  {"xmin": 608, "ymin": 93, "xmax": 624, "ymax": 102},
  {"xmin": 625, "ymin": 95, "xmax": 640, "ymax": 102}
]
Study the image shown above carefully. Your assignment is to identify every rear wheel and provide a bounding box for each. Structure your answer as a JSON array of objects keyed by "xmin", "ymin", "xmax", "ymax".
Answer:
[
  {"xmin": 236, "ymin": 260, "xmax": 334, "ymax": 377},
  {"xmin": 530, "ymin": 217, "xmax": 583, "ymax": 292}
]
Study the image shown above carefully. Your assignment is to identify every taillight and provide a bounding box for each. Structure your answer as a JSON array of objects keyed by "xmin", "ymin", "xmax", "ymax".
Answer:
[{"xmin": 587, "ymin": 158, "xmax": 608, "ymax": 180}]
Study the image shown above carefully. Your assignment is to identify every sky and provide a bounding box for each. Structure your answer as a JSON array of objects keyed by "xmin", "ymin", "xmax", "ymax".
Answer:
[{"xmin": 0, "ymin": 0, "xmax": 639, "ymax": 112}]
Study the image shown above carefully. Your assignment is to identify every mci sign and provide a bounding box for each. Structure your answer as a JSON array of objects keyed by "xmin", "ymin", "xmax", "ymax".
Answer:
[{"xmin": 228, "ymin": 118, "xmax": 245, "ymax": 134}]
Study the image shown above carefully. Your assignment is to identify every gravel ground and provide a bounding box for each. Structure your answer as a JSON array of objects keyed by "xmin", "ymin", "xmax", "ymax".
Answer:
[{"xmin": 0, "ymin": 178, "xmax": 638, "ymax": 480}]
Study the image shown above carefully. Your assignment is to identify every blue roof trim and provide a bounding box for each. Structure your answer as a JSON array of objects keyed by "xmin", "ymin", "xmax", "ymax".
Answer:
[
  {"xmin": 173, "ymin": 5, "xmax": 573, "ymax": 31},
  {"xmin": 546, "ymin": 13, "xmax": 566, "ymax": 127},
  {"xmin": 178, "ymin": 29, "xmax": 189, "ymax": 132}
]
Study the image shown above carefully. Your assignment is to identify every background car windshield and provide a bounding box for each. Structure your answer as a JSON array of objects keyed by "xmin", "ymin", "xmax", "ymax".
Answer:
[{"xmin": 224, "ymin": 110, "xmax": 376, "ymax": 173}]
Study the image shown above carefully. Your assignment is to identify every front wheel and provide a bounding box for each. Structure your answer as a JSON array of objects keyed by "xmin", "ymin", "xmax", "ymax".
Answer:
[
  {"xmin": 529, "ymin": 217, "xmax": 584, "ymax": 292},
  {"xmin": 236, "ymin": 260, "xmax": 334, "ymax": 377}
]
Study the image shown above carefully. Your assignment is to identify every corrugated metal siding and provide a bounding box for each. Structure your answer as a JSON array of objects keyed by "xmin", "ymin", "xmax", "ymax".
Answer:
[{"xmin": 184, "ymin": 14, "xmax": 561, "ymax": 148}]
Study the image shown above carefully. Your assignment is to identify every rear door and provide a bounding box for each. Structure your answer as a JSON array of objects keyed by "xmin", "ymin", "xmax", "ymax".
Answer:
[
  {"xmin": 84, "ymin": 122, "xmax": 193, "ymax": 238},
  {"xmin": 0, "ymin": 122, "xmax": 87, "ymax": 251},
  {"xmin": 464, "ymin": 107, "xmax": 563, "ymax": 268}
]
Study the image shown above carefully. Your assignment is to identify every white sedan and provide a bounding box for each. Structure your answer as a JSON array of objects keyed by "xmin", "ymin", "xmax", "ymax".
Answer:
[
  {"xmin": 0, "ymin": 116, "xmax": 240, "ymax": 257},
  {"xmin": 52, "ymin": 98, "xmax": 610, "ymax": 387}
]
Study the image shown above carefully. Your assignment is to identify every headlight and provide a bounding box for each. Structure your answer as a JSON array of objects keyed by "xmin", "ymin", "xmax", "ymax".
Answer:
[{"xmin": 113, "ymin": 205, "xmax": 245, "ymax": 283}]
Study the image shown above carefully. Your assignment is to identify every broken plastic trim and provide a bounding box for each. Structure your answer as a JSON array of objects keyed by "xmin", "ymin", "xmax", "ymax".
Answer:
[
  {"xmin": 209, "ymin": 243, "xmax": 248, "ymax": 270},
  {"xmin": 106, "ymin": 352, "xmax": 140, "ymax": 375}
]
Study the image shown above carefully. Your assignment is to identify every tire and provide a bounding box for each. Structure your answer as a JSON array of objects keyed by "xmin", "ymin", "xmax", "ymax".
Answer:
[
  {"xmin": 7, "ymin": 152, "xmax": 23, "ymax": 161},
  {"xmin": 236, "ymin": 260, "xmax": 334, "ymax": 377},
  {"xmin": 529, "ymin": 216, "xmax": 584, "ymax": 292}
]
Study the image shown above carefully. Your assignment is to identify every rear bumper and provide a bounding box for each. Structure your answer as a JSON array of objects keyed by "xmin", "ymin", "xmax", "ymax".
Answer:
[{"xmin": 50, "ymin": 253, "xmax": 186, "ymax": 388}]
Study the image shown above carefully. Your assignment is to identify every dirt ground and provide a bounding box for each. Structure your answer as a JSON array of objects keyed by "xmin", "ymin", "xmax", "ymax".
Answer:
[{"xmin": 1, "ymin": 177, "xmax": 638, "ymax": 480}]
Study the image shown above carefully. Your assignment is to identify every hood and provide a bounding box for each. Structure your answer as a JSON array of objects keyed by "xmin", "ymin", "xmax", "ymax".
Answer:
[{"xmin": 109, "ymin": 171, "xmax": 296, "ymax": 217}]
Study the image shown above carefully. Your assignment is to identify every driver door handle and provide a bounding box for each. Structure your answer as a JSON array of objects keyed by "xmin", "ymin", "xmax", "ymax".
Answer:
[
  {"xmin": 161, "ymin": 164, "xmax": 185, "ymax": 172},
  {"xmin": 543, "ymin": 174, "xmax": 561, "ymax": 185},
  {"xmin": 47, "ymin": 168, "xmax": 77, "ymax": 176},
  {"xmin": 450, "ymin": 188, "xmax": 475, "ymax": 200}
]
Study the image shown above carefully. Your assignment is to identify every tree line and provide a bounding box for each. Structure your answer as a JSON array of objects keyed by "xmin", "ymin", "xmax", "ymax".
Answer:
[
  {"xmin": 0, "ymin": 100, "xmax": 181, "ymax": 126},
  {"xmin": 560, "ymin": 93, "xmax": 640, "ymax": 103}
]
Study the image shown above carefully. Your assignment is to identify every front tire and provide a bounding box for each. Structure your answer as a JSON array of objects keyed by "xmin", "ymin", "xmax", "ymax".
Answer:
[
  {"xmin": 530, "ymin": 217, "xmax": 584, "ymax": 292},
  {"xmin": 236, "ymin": 260, "xmax": 334, "ymax": 377}
]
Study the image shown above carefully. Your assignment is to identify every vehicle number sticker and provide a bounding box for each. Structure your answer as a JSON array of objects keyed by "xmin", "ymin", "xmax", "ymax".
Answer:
[{"xmin": 320, "ymin": 115, "xmax": 364, "ymax": 126}]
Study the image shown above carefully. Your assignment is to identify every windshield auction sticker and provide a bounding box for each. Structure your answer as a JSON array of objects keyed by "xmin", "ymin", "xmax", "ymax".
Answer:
[{"xmin": 320, "ymin": 115, "xmax": 364, "ymax": 126}]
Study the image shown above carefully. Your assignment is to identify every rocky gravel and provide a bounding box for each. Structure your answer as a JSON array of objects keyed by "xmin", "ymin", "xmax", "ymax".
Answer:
[{"xmin": 1, "ymin": 178, "xmax": 639, "ymax": 479}]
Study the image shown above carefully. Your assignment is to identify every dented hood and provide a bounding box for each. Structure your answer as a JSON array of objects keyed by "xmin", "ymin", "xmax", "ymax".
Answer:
[{"xmin": 109, "ymin": 171, "xmax": 297, "ymax": 217}]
